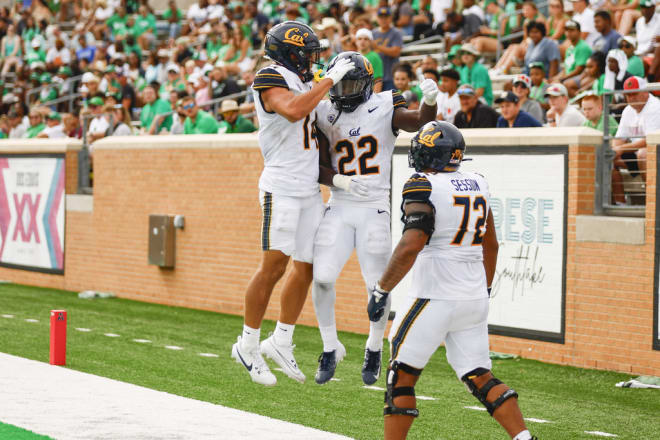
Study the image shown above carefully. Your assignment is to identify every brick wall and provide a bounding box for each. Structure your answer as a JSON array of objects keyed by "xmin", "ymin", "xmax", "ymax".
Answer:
[{"xmin": 0, "ymin": 131, "xmax": 659, "ymax": 375}]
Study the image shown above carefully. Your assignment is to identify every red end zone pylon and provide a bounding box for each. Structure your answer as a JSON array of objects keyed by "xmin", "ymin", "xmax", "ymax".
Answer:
[{"xmin": 50, "ymin": 310, "xmax": 67, "ymax": 365}]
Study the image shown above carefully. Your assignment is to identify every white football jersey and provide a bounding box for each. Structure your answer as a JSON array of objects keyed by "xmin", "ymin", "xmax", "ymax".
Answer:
[
  {"xmin": 253, "ymin": 64, "xmax": 320, "ymax": 197},
  {"xmin": 315, "ymin": 90, "xmax": 407, "ymax": 210},
  {"xmin": 402, "ymin": 170, "xmax": 491, "ymax": 300}
]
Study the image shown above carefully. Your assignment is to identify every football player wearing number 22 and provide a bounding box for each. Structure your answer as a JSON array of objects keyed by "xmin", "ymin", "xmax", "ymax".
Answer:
[
  {"xmin": 369, "ymin": 121, "xmax": 537, "ymax": 440},
  {"xmin": 231, "ymin": 22, "xmax": 356, "ymax": 386},
  {"xmin": 312, "ymin": 51, "xmax": 439, "ymax": 386}
]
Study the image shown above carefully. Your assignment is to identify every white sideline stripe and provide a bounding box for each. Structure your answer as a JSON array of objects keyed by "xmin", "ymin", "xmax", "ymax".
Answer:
[
  {"xmin": 25, "ymin": 318, "xmax": 39, "ymax": 323},
  {"xmin": 132, "ymin": 339, "xmax": 151, "ymax": 343},
  {"xmin": 363, "ymin": 385, "xmax": 386, "ymax": 391},
  {"xmin": 0, "ymin": 353, "xmax": 353, "ymax": 440},
  {"xmin": 585, "ymin": 431, "xmax": 618, "ymax": 437},
  {"xmin": 2, "ymin": 314, "xmax": 14, "ymax": 318},
  {"xmin": 525, "ymin": 418, "xmax": 552, "ymax": 424},
  {"xmin": 165, "ymin": 345, "xmax": 183, "ymax": 350},
  {"xmin": 464, "ymin": 405, "xmax": 487, "ymax": 411},
  {"xmin": 75, "ymin": 328, "xmax": 92, "ymax": 332},
  {"xmin": 104, "ymin": 333, "xmax": 120, "ymax": 337},
  {"xmin": 198, "ymin": 353, "xmax": 219, "ymax": 358}
]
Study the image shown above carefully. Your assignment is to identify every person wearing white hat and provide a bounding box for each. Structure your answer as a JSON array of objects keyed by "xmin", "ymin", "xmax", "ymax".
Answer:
[
  {"xmin": 511, "ymin": 74, "xmax": 545, "ymax": 123},
  {"xmin": 617, "ymin": 36, "xmax": 644, "ymax": 77},
  {"xmin": 355, "ymin": 28, "xmax": 384, "ymax": 92},
  {"xmin": 217, "ymin": 99, "xmax": 256, "ymax": 133},
  {"xmin": 544, "ymin": 83, "xmax": 586, "ymax": 127}
]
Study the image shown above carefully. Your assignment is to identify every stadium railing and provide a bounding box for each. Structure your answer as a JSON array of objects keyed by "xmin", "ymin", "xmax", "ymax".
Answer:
[
  {"xmin": 26, "ymin": 74, "xmax": 82, "ymax": 107},
  {"xmin": 595, "ymin": 84, "xmax": 660, "ymax": 217}
]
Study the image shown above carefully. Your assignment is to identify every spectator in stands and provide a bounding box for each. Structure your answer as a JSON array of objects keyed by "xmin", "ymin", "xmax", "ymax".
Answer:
[
  {"xmin": 1, "ymin": 24, "xmax": 21, "ymax": 78},
  {"xmin": 453, "ymin": 84, "xmax": 499, "ymax": 128},
  {"xmin": 0, "ymin": 116, "xmax": 8, "ymax": 139},
  {"xmin": 63, "ymin": 113, "xmax": 82, "ymax": 139},
  {"xmin": 355, "ymin": 28, "xmax": 384, "ymax": 93},
  {"xmin": 469, "ymin": 0, "xmax": 504, "ymax": 55},
  {"xmin": 603, "ymin": 48, "xmax": 633, "ymax": 93},
  {"xmin": 459, "ymin": 43, "xmax": 493, "ymax": 105},
  {"xmin": 373, "ymin": 7, "xmax": 403, "ymax": 91},
  {"xmin": 75, "ymin": 34, "xmax": 96, "ymax": 63},
  {"xmin": 87, "ymin": 96, "xmax": 110, "ymax": 143},
  {"xmin": 140, "ymin": 84, "xmax": 172, "ymax": 135},
  {"xmin": 618, "ymin": 36, "xmax": 645, "ymax": 77},
  {"xmin": 447, "ymin": 44, "xmax": 463, "ymax": 72},
  {"xmin": 38, "ymin": 73, "xmax": 57, "ymax": 104},
  {"xmin": 523, "ymin": 21, "xmax": 561, "ymax": 78},
  {"xmin": 593, "ymin": 10, "xmax": 621, "ymax": 55},
  {"xmin": 163, "ymin": 0, "xmax": 184, "ymax": 39},
  {"xmin": 545, "ymin": 83, "xmax": 587, "ymax": 126},
  {"xmin": 134, "ymin": 5, "xmax": 157, "ymax": 51},
  {"xmin": 37, "ymin": 112, "xmax": 66, "ymax": 138},
  {"xmin": 430, "ymin": 0, "xmax": 456, "ymax": 34},
  {"xmin": 436, "ymin": 68, "xmax": 460, "ymax": 124},
  {"xmin": 217, "ymin": 99, "xmax": 256, "ymax": 134},
  {"xmin": 209, "ymin": 66, "xmax": 241, "ymax": 100},
  {"xmin": 393, "ymin": 0, "xmax": 415, "ymax": 36},
  {"xmin": 635, "ymin": 0, "xmax": 660, "ymax": 57},
  {"xmin": 495, "ymin": 91, "xmax": 543, "ymax": 127},
  {"xmin": 575, "ymin": 51, "xmax": 607, "ymax": 95},
  {"xmin": 443, "ymin": 10, "xmax": 483, "ymax": 51},
  {"xmin": 612, "ymin": 0, "xmax": 642, "ymax": 36},
  {"xmin": 580, "ymin": 92, "xmax": 618, "ymax": 136},
  {"xmin": 106, "ymin": 104, "xmax": 133, "ymax": 136},
  {"xmin": 25, "ymin": 109, "xmax": 46, "ymax": 138},
  {"xmin": 547, "ymin": 0, "xmax": 569, "ymax": 46},
  {"xmin": 611, "ymin": 76, "xmax": 660, "ymax": 202},
  {"xmin": 393, "ymin": 64, "xmax": 419, "ymax": 108},
  {"xmin": 182, "ymin": 95, "xmax": 218, "ymax": 134},
  {"xmin": 512, "ymin": 73, "xmax": 546, "ymax": 122},
  {"xmin": 569, "ymin": 0, "xmax": 597, "ymax": 47},
  {"xmin": 187, "ymin": 0, "xmax": 210, "ymax": 33},
  {"xmin": 554, "ymin": 20, "xmax": 592, "ymax": 95},
  {"xmin": 8, "ymin": 109, "xmax": 27, "ymax": 138}
]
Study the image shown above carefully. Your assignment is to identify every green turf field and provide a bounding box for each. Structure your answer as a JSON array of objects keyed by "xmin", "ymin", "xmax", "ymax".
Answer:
[
  {"xmin": 0, "ymin": 422, "xmax": 52, "ymax": 439},
  {"xmin": 1, "ymin": 283, "xmax": 658, "ymax": 439}
]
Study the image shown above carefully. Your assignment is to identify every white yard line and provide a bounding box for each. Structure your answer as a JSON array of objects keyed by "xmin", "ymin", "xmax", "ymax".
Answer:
[
  {"xmin": 525, "ymin": 418, "xmax": 552, "ymax": 424},
  {"xmin": 585, "ymin": 431, "xmax": 618, "ymax": 437},
  {"xmin": 464, "ymin": 405, "xmax": 487, "ymax": 411},
  {"xmin": 416, "ymin": 395, "xmax": 437, "ymax": 401},
  {"xmin": 75, "ymin": 328, "xmax": 92, "ymax": 332},
  {"xmin": 132, "ymin": 339, "xmax": 152, "ymax": 343},
  {"xmin": 0, "ymin": 353, "xmax": 353, "ymax": 440},
  {"xmin": 25, "ymin": 318, "xmax": 39, "ymax": 323},
  {"xmin": 1, "ymin": 314, "xmax": 14, "ymax": 318},
  {"xmin": 363, "ymin": 385, "xmax": 386, "ymax": 391},
  {"xmin": 104, "ymin": 333, "xmax": 120, "ymax": 337},
  {"xmin": 164, "ymin": 345, "xmax": 183, "ymax": 350},
  {"xmin": 198, "ymin": 353, "xmax": 219, "ymax": 358}
]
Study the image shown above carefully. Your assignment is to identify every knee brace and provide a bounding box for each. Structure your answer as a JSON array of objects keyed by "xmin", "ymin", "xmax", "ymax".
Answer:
[
  {"xmin": 384, "ymin": 361, "xmax": 423, "ymax": 417},
  {"xmin": 461, "ymin": 368, "xmax": 518, "ymax": 416}
]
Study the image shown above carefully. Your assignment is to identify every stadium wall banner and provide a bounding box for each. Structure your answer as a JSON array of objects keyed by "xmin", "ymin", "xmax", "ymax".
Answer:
[
  {"xmin": 392, "ymin": 147, "xmax": 567, "ymax": 343},
  {"xmin": 0, "ymin": 155, "xmax": 65, "ymax": 274}
]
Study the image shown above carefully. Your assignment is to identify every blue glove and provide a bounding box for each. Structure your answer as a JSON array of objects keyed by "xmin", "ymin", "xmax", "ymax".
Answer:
[{"xmin": 367, "ymin": 283, "xmax": 390, "ymax": 322}]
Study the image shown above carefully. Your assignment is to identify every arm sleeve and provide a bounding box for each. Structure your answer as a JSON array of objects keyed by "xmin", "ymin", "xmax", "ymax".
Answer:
[
  {"xmin": 392, "ymin": 90, "xmax": 408, "ymax": 109},
  {"xmin": 253, "ymin": 67, "xmax": 289, "ymax": 91},
  {"xmin": 402, "ymin": 174, "xmax": 433, "ymax": 204}
]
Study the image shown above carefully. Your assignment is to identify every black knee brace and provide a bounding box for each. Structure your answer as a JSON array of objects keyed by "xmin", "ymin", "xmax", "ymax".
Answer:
[
  {"xmin": 383, "ymin": 361, "xmax": 423, "ymax": 417},
  {"xmin": 461, "ymin": 368, "xmax": 518, "ymax": 416}
]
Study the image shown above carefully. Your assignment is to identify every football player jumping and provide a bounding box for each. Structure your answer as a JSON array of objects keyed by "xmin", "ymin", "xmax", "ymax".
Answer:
[
  {"xmin": 312, "ymin": 51, "xmax": 439, "ymax": 385},
  {"xmin": 368, "ymin": 121, "xmax": 537, "ymax": 440},
  {"xmin": 231, "ymin": 22, "xmax": 356, "ymax": 386}
]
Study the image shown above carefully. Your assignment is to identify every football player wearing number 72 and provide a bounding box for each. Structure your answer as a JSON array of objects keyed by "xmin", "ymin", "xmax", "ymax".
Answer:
[
  {"xmin": 311, "ymin": 51, "xmax": 438, "ymax": 386},
  {"xmin": 368, "ymin": 121, "xmax": 536, "ymax": 440},
  {"xmin": 230, "ymin": 21, "xmax": 356, "ymax": 386}
]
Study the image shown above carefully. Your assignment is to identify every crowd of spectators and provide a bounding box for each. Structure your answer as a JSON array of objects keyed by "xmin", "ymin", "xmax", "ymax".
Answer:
[{"xmin": 0, "ymin": 0, "xmax": 658, "ymax": 197}]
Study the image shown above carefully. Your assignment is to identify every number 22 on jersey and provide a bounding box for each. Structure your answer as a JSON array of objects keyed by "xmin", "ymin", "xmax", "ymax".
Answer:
[
  {"xmin": 334, "ymin": 135, "xmax": 379, "ymax": 176},
  {"xmin": 451, "ymin": 195, "xmax": 487, "ymax": 246}
]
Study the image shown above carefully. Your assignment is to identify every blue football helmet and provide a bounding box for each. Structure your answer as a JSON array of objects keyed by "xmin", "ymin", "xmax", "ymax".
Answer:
[
  {"xmin": 409, "ymin": 121, "xmax": 466, "ymax": 172},
  {"xmin": 328, "ymin": 51, "xmax": 374, "ymax": 113},
  {"xmin": 264, "ymin": 21, "xmax": 321, "ymax": 82}
]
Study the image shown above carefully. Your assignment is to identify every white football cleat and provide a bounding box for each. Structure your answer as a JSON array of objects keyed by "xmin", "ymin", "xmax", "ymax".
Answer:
[
  {"xmin": 231, "ymin": 336, "xmax": 277, "ymax": 386},
  {"xmin": 261, "ymin": 333, "xmax": 306, "ymax": 383}
]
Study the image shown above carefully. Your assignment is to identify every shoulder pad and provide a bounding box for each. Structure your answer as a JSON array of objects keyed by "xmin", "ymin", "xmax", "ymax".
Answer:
[
  {"xmin": 402, "ymin": 174, "xmax": 432, "ymax": 202},
  {"xmin": 253, "ymin": 67, "xmax": 289, "ymax": 91},
  {"xmin": 392, "ymin": 90, "xmax": 408, "ymax": 109}
]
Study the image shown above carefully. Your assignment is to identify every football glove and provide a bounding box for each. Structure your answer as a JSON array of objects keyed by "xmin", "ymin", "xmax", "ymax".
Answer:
[
  {"xmin": 367, "ymin": 283, "xmax": 390, "ymax": 322},
  {"xmin": 325, "ymin": 58, "xmax": 356, "ymax": 85},
  {"xmin": 420, "ymin": 78, "xmax": 439, "ymax": 106},
  {"xmin": 333, "ymin": 174, "xmax": 369, "ymax": 198}
]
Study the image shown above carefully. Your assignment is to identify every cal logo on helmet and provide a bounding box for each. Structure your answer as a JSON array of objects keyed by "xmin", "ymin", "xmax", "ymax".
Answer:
[
  {"xmin": 418, "ymin": 126, "xmax": 443, "ymax": 147},
  {"xmin": 363, "ymin": 58, "xmax": 374, "ymax": 76},
  {"xmin": 283, "ymin": 28, "xmax": 308, "ymax": 47}
]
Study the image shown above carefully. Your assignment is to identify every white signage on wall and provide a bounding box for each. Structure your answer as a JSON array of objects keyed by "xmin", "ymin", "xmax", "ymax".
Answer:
[
  {"xmin": 392, "ymin": 152, "xmax": 565, "ymax": 339},
  {"xmin": 0, "ymin": 156, "xmax": 65, "ymax": 273}
]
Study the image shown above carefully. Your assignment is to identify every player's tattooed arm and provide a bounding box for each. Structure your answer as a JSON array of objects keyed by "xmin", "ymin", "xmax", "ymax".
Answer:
[
  {"xmin": 392, "ymin": 103, "xmax": 438, "ymax": 133},
  {"xmin": 317, "ymin": 125, "xmax": 335, "ymax": 186},
  {"xmin": 378, "ymin": 202, "xmax": 432, "ymax": 292},
  {"xmin": 482, "ymin": 208, "xmax": 499, "ymax": 288}
]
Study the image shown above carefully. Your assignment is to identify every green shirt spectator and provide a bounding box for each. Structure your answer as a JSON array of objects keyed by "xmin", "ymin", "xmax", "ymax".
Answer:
[
  {"xmin": 184, "ymin": 110, "xmax": 219, "ymax": 134},
  {"xmin": 459, "ymin": 46, "xmax": 493, "ymax": 105},
  {"xmin": 206, "ymin": 35, "xmax": 225, "ymax": 60},
  {"xmin": 218, "ymin": 100, "xmax": 256, "ymax": 134},
  {"xmin": 162, "ymin": 7, "xmax": 184, "ymax": 22},
  {"xmin": 132, "ymin": 12, "xmax": 156, "ymax": 37},
  {"xmin": 583, "ymin": 113, "xmax": 618, "ymax": 136},
  {"xmin": 565, "ymin": 39, "xmax": 592, "ymax": 74},
  {"xmin": 140, "ymin": 86, "xmax": 173, "ymax": 133},
  {"xmin": 107, "ymin": 10, "xmax": 129, "ymax": 37},
  {"xmin": 626, "ymin": 55, "xmax": 644, "ymax": 78},
  {"xmin": 25, "ymin": 120, "xmax": 45, "ymax": 138}
]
